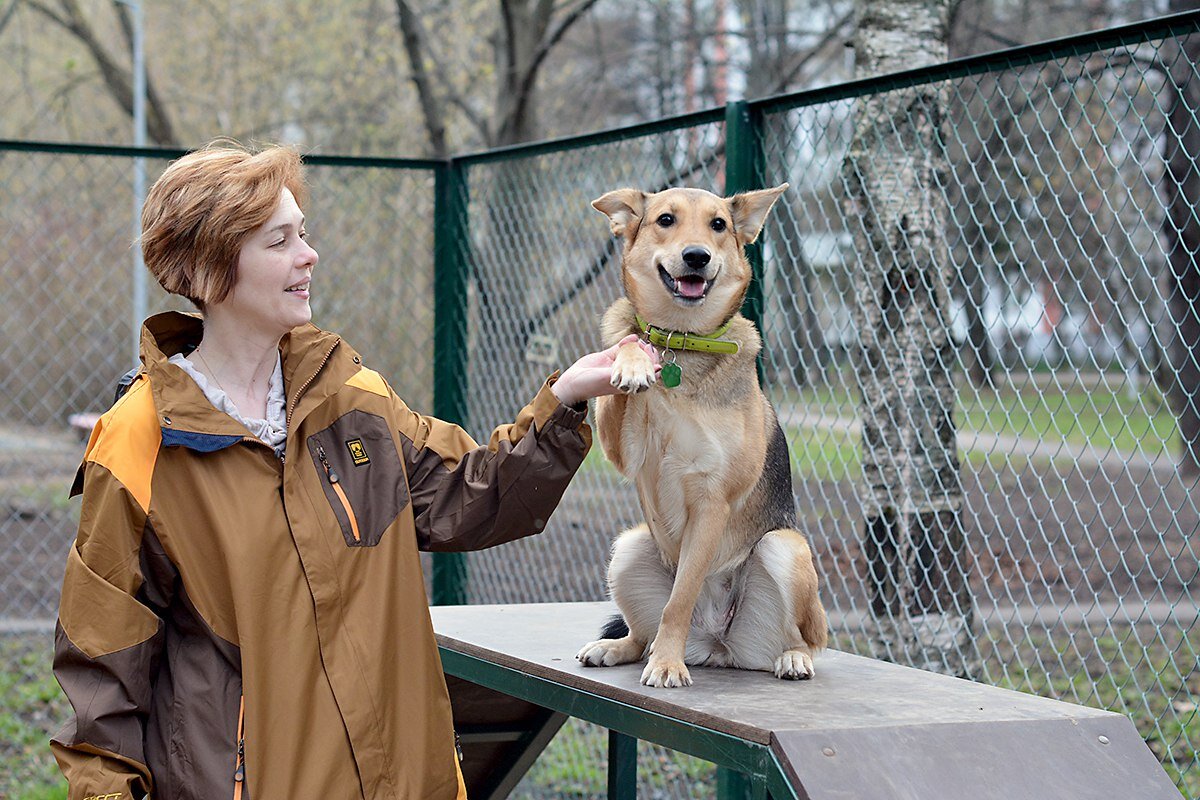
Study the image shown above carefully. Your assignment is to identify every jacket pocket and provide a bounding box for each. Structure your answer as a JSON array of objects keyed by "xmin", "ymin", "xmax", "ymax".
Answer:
[{"xmin": 307, "ymin": 410, "xmax": 409, "ymax": 547}]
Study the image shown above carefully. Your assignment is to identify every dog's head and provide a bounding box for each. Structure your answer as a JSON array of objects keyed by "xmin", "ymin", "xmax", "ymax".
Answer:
[{"xmin": 592, "ymin": 184, "xmax": 787, "ymax": 333}]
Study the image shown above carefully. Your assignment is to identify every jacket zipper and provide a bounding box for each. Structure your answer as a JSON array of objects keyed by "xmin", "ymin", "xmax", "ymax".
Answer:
[
  {"xmin": 233, "ymin": 694, "xmax": 245, "ymax": 800},
  {"xmin": 286, "ymin": 339, "xmax": 341, "ymax": 428},
  {"xmin": 317, "ymin": 444, "xmax": 361, "ymax": 543}
]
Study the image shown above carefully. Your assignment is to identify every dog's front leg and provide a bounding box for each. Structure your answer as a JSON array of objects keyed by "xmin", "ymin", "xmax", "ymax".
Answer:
[
  {"xmin": 643, "ymin": 499, "xmax": 730, "ymax": 688},
  {"xmin": 610, "ymin": 340, "xmax": 657, "ymax": 394}
]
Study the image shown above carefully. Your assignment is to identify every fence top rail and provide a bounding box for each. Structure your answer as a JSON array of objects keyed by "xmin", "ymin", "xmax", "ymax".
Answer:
[
  {"xmin": 453, "ymin": 107, "xmax": 727, "ymax": 166},
  {"xmin": 0, "ymin": 139, "xmax": 443, "ymax": 170}
]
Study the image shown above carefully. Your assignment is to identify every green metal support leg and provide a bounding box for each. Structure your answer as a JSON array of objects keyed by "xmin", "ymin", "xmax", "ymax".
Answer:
[
  {"xmin": 718, "ymin": 766, "xmax": 770, "ymax": 800},
  {"xmin": 608, "ymin": 730, "xmax": 637, "ymax": 800}
]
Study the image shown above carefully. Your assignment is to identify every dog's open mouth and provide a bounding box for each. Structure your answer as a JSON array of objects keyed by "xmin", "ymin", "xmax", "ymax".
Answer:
[{"xmin": 659, "ymin": 265, "xmax": 712, "ymax": 303}]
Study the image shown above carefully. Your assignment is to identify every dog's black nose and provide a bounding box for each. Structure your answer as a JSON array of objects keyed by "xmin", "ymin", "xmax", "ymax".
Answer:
[{"xmin": 682, "ymin": 246, "xmax": 711, "ymax": 271}]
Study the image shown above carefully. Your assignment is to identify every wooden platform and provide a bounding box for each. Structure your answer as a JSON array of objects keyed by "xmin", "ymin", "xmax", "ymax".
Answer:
[{"xmin": 433, "ymin": 601, "xmax": 1180, "ymax": 799}]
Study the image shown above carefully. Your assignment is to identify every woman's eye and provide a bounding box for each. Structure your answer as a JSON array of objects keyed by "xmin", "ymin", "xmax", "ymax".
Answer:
[
  {"xmin": 270, "ymin": 239, "xmax": 286, "ymax": 248},
  {"xmin": 711, "ymin": 218, "xmax": 727, "ymax": 232},
  {"xmin": 299, "ymin": 229, "xmax": 309, "ymax": 240},
  {"xmin": 657, "ymin": 213, "xmax": 675, "ymax": 227}
]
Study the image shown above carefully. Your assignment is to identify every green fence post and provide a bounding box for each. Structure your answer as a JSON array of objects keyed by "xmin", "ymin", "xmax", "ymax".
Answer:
[
  {"xmin": 724, "ymin": 100, "xmax": 768, "ymax": 383},
  {"xmin": 432, "ymin": 158, "xmax": 469, "ymax": 606}
]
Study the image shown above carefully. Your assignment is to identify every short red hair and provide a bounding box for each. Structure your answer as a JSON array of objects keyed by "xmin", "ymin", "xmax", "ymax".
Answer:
[{"xmin": 141, "ymin": 141, "xmax": 307, "ymax": 309}]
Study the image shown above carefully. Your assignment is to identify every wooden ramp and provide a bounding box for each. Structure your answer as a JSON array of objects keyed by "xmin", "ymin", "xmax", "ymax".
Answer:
[{"xmin": 433, "ymin": 601, "xmax": 1179, "ymax": 799}]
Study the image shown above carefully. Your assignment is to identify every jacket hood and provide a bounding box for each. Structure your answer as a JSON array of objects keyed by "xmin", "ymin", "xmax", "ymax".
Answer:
[{"xmin": 138, "ymin": 311, "xmax": 362, "ymax": 444}]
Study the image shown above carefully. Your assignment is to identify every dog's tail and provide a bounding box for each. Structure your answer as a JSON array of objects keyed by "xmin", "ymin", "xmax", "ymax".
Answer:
[{"xmin": 599, "ymin": 613, "xmax": 629, "ymax": 640}]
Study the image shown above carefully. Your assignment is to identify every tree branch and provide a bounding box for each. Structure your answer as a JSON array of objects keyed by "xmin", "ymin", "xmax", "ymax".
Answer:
[
  {"xmin": 395, "ymin": 0, "xmax": 448, "ymax": 157},
  {"xmin": 20, "ymin": 0, "xmax": 70, "ymax": 29},
  {"xmin": 0, "ymin": 0, "xmax": 19, "ymax": 35},
  {"xmin": 23, "ymin": 0, "xmax": 175, "ymax": 143},
  {"xmin": 394, "ymin": 0, "xmax": 490, "ymax": 149},
  {"xmin": 517, "ymin": 0, "xmax": 602, "ymax": 103},
  {"xmin": 771, "ymin": 8, "xmax": 854, "ymax": 91}
]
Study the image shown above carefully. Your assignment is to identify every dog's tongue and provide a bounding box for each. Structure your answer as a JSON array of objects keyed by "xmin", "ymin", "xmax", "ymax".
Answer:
[{"xmin": 677, "ymin": 276, "xmax": 707, "ymax": 299}]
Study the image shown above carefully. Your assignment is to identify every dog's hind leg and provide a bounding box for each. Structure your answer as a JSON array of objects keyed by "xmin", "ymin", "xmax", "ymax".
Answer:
[
  {"xmin": 724, "ymin": 529, "xmax": 828, "ymax": 680},
  {"xmin": 577, "ymin": 524, "xmax": 671, "ymax": 668}
]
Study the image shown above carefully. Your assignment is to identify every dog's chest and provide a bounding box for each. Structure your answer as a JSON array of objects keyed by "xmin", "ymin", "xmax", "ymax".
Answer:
[
  {"xmin": 629, "ymin": 393, "xmax": 734, "ymax": 467},
  {"xmin": 623, "ymin": 393, "xmax": 742, "ymax": 537}
]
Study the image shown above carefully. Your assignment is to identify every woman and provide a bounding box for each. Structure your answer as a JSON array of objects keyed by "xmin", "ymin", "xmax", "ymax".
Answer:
[{"xmin": 51, "ymin": 142, "xmax": 654, "ymax": 799}]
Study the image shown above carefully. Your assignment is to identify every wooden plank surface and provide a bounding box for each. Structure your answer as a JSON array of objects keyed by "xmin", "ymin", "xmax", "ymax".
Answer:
[{"xmin": 432, "ymin": 601, "xmax": 1181, "ymax": 799}]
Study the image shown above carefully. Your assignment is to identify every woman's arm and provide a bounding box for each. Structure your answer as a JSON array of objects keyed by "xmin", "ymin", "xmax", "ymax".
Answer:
[
  {"xmin": 51, "ymin": 413, "xmax": 167, "ymax": 798},
  {"xmin": 397, "ymin": 337, "xmax": 656, "ymax": 552}
]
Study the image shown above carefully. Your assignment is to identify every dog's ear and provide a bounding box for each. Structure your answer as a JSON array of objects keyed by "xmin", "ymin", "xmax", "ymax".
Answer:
[
  {"xmin": 728, "ymin": 183, "xmax": 788, "ymax": 246},
  {"xmin": 592, "ymin": 189, "xmax": 646, "ymax": 242}
]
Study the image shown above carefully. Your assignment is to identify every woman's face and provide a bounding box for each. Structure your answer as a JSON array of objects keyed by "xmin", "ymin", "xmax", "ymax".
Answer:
[{"xmin": 218, "ymin": 187, "xmax": 318, "ymax": 338}]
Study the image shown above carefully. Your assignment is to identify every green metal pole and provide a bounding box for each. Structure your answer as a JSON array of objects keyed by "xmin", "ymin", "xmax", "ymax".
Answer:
[
  {"xmin": 608, "ymin": 730, "xmax": 637, "ymax": 800},
  {"xmin": 718, "ymin": 766, "xmax": 751, "ymax": 800},
  {"xmin": 717, "ymin": 766, "xmax": 770, "ymax": 800},
  {"xmin": 724, "ymin": 100, "xmax": 768, "ymax": 383},
  {"xmin": 432, "ymin": 159, "xmax": 470, "ymax": 606}
]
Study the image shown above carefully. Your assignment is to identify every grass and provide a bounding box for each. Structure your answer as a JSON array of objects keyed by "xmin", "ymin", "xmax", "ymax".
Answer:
[
  {"xmin": 772, "ymin": 372, "xmax": 1182, "ymax": 481},
  {"xmin": 522, "ymin": 718, "xmax": 716, "ymax": 798},
  {"xmin": 0, "ymin": 637, "xmax": 68, "ymax": 800},
  {"xmin": 981, "ymin": 625, "xmax": 1199, "ymax": 798},
  {"xmin": 571, "ymin": 370, "xmax": 1178, "ymax": 484}
]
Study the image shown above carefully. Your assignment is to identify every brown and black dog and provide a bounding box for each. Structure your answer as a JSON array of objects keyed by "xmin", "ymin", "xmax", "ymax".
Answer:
[{"xmin": 577, "ymin": 185, "xmax": 828, "ymax": 688}]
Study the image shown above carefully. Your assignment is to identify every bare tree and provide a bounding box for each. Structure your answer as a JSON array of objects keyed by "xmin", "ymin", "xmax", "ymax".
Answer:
[
  {"xmin": 843, "ymin": 0, "xmax": 975, "ymax": 677},
  {"xmin": 395, "ymin": 0, "xmax": 604, "ymax": 154},
  {"xmin": 20, "ymin": 0, "xmax": 177, "ymax": 144}
]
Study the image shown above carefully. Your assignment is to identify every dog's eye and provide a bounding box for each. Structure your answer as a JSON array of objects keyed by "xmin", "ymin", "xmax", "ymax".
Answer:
[
  {"xmin": 711, "ymin": 218, "xmax": 727, "ymax": 232},
  {"xmin": 656, "ymin": 213, "xmax": 675, "ymax": 228}
]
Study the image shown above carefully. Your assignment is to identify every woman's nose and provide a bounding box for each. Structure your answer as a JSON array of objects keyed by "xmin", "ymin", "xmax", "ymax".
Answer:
[{"xmin": 300, "ymin": 240, "xmax": 319, "ymax": 269}]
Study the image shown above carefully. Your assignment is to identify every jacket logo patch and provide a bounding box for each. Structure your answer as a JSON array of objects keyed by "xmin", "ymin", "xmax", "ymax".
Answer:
[
  {"xmin": 84, "ymin": 794, "xmax": 124, "ymax": 800},
  {"xmin": 346, "ymin": 438, "xmax": 370, "ymax": 466}
]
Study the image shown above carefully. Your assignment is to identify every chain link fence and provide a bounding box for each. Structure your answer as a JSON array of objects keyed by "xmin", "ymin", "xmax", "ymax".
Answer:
[{"xmin": 2, "ymin": 10, "xmax": 1199, "ymax": 799}]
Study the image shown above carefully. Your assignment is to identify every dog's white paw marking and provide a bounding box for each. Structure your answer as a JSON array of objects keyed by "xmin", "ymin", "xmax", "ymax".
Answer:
[
  {"xmin": 641, "ymin": 657, "xmax": 692, "ymax": 688},
  {"xmin": 610, "ymin": 357, "xmax": 657, "ymax": 394},
  {"xmin": 576, "ymin": 638, "xmax": 641, "ymax": 667},
  {"xmin": 774, "ymin": 650, "xmax": 815, "ymax": 681}
]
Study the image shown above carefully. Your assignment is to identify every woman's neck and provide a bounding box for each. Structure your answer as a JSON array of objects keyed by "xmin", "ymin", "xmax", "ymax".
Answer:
[{"xmin": 191, "ymin": 316, "xmax": 282, "ymax": 416}]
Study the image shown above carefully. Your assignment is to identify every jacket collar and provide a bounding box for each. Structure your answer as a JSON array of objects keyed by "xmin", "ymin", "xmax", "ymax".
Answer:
[{"xmin": 139, "ymin": 311, "xmax": 361, "ymax": 449}]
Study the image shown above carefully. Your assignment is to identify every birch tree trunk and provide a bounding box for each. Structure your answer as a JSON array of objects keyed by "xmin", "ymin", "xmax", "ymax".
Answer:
[{"xmin": 843, "ymin": 0, "xmax": 975, "ymax": 677}]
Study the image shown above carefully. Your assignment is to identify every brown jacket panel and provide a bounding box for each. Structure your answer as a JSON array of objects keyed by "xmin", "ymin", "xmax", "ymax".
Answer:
[{"xmin": 393, "ymin": 377, "xmax": 591, "ymax": 552}]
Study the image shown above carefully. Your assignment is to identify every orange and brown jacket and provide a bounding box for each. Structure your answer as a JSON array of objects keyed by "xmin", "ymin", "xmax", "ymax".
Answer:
[{"xmin": 52, "ymin": 311, "xmax": 592, "ymax": 799}]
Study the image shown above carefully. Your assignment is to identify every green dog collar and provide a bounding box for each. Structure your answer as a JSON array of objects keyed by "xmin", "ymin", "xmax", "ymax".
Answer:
[{"xmin": 635, "ymin": 315, "xmax": 740, "ymax": 354}]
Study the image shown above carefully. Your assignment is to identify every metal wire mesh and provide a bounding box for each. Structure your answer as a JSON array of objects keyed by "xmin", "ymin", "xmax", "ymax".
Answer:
[
  {"xmin": 457, "ymin": 20, "xmax": 1199, "ymax": 798},
  {"xmin": 754, "ymin": 25, "xmax": 1199, "ymax": 795},
  {"xmin": 3, "ymin": 14, "xmax": 1200, "ymax": 798}
]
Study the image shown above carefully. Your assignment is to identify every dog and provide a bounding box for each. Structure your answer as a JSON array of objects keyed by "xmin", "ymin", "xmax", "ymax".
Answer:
[{"xmin": 576, "ymin": 184, "xmax": 829, "ymax": 688}]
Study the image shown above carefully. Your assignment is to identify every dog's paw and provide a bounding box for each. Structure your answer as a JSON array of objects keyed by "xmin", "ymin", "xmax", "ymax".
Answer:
[
  {"xmin": 641, "ymin": 657, "xmax": 692, "ymax": 688},
  {"xmin": 774, "ymin": 650, "xmax": 815, "ymax": 681},
  {"xmin": 576, "ymin": 637, "xmax": 642, "ymax": 667},
  {"xmin": 610, "ymin": 352, "xmax": 657, "ymax": 394}
]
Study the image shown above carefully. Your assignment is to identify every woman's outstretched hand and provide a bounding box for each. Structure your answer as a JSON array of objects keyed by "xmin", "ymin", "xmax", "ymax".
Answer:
[{"xmin": 551, "ymin": 334, "xmax": 661, "ymax": 407}]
